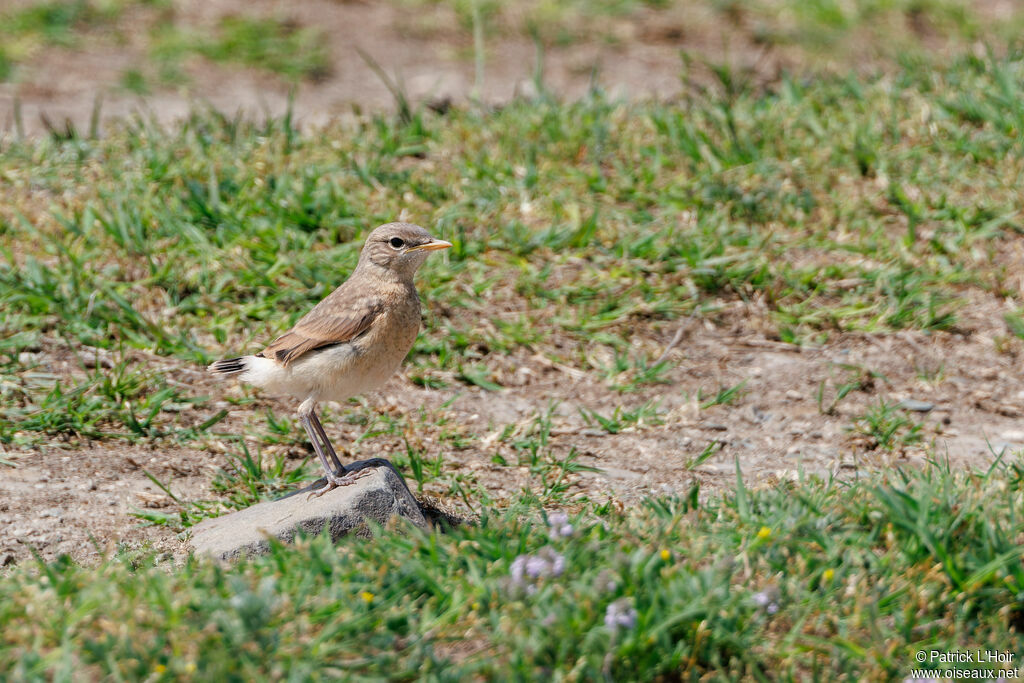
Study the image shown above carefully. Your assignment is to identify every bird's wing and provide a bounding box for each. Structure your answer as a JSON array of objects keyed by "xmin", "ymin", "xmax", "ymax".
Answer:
[{"xmin": 258, "ymin": 288, "xmax": 382, "ymax": 366}]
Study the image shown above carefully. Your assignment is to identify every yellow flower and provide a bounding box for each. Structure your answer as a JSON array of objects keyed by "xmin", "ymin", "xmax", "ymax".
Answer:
[
  {"xmin": 155, "ymin": 664, "xmax": 167, "ymax": 674},
  {"xmin": 823, "ymin": 569, "xmax": 835, "ymax": 582},
  {"xmin": 471, "ymin": 601, "xmax": 480, "ymax": 611},
  {"xmin": 660, "ymin": 549, "xmax": 671, "ymax": 561},
  {"xmin": 756, "ymin": 526, "xmax": 772, "ymax": 541},
  {"xmin": 360, "ymin": 591, "xmax": 375, "ymax": 603}
]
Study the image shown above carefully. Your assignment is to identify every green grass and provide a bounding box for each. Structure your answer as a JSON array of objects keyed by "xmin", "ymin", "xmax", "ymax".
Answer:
[
  {"xmin": 3, "ymin": 459, "xmax": 1024, "ymax": 678},
  {"xmin": 5, "ymin": 48, "xmax": 1024, "ymax": 445},
  {"xmin": 699, "ymin": 380, "xmax": 748, "ymax": 409},
  {"xmin": 118, "ymin": 67, "xmax": 149, "ymax": 95},
  {"xmin": 580, "ymin": 399, "xmax": 662, "ymax": 433},
  {"xmin": 816, "ymin": 363, "xmax": 885, "ymax": 415},
  {"xmin": 851, "ymin": 399, "xmax": 924, "ymax": 452},
  {"xmin": 150, "ymin": 17, "xmax": 330, "ymax": 83}
]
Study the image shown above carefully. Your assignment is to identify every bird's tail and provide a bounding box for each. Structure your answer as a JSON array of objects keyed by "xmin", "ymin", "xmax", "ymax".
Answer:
[{"xmin": 208, "ymin": 357, "xmax": 248, "ymax": 376}]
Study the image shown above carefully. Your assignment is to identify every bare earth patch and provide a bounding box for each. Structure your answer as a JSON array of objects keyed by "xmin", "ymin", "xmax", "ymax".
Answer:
[
  {"xmin": 0, "ymin": 1, "xmax": 706, "ymax": 136},
  {"xmin": 2, "ymin": 0, "xmax": 1006, "ymax": 136}
]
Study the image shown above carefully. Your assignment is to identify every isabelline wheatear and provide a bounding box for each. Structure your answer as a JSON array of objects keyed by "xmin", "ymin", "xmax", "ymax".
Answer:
[{"xmin": 209, "ymin": 223, "xmax": 451, "ymax": 498}]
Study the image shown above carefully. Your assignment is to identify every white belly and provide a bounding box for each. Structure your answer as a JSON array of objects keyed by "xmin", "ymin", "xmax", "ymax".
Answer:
[{"xmin": 240, "ymin": 342, "xmax": 403, "ymax": 403}]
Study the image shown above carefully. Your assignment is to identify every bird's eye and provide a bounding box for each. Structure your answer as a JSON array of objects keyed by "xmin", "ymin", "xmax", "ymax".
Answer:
[{"xmin": 389, "ymin": 237, "xmax": 405, "ymax": 249}]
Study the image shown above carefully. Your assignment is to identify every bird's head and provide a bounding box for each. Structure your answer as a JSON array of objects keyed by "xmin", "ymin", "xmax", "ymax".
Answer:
[{"xmin": 358, "ymin": 222, "xmax": 452, "ymax": 279}]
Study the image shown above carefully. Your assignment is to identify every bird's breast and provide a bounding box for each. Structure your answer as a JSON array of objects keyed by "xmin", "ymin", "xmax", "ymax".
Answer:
[{"xmin": 309, "ymin": 300, "xmax": 421, "ymax": 402}]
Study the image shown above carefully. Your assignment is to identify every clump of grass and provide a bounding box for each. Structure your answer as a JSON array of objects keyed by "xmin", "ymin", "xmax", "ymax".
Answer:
[
  {"xmin": 850, "ymin": 398, "xmax": 923, "ymax": 451},
  {"xmin": 119, "ymin": 67, "xmax": 149, "ymax": 94},
  {"xmin": 201, "ymin": 16, "xmax": 330, "ymax": 81},
  {"xmin": 816, "ymin": 363, "xmax": 884, "ymax": 415},
  {"xmin": 579, "ymin": 400, "xmax": 662, "ymax": 434},
  {"xmin": 151, "ymin": 16, "xmax": 331, "ymax": 83},
  {"xmin": 593, "ymin": 350, "xmax": 674, "ymax": 392},
  {"xmin": 0, "ymin": 46, "xmax": 13, "ymax": 82},
  {"xmin": 685, "ymin": 439, "xmax": 722, "ymax": 469},
  {"xmin": 1004, "ymin": 309, "xmax": 1024, "ymax": 339},
  {"xmin": 699, "ymin": 380, "xmax": 748, "ymax": 409}
]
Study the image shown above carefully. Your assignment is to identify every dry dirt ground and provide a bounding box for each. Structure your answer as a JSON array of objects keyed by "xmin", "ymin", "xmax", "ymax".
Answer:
[
  {"xmin": 0, "ymin": 0, "xmax": 977, "ymax": 137},
  {"xmin": 4, "ymin": 296, "xmax": 1024, "ymax": 566}
]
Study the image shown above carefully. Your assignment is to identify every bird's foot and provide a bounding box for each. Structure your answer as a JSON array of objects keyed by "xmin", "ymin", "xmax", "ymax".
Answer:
[{"xmin": 306, "ymin": 467, "xmax": 375, "ymax": 500}]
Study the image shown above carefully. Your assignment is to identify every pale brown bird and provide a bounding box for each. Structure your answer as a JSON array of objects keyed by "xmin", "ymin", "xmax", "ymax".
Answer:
[{"xmin": 208, "ymin": 223, "xmax": 451, "ymax": 498}]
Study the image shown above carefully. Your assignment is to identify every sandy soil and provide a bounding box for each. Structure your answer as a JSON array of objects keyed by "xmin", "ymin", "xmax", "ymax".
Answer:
[{"xmin": 1, "ymin": 0, "xmax": 807, "ymax": 137}]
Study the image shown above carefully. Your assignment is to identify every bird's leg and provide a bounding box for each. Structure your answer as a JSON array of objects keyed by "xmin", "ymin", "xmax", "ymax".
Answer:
[
  {"xmin": 297, "ymin": 400, "xmax": 375, "ymax": 499},
  {"xmin": 307, "ymin": 409, "xmax": 344, "ymax": 476},
  {"xmin": 297, "ymin": 400, "xmax": 348, "ymax": 492},
  {"xmin": 298, "ymin": 411, "xmax": 341, "ymax": 482}
]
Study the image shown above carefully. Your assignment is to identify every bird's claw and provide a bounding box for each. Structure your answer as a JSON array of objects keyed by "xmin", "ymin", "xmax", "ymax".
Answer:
[{"xmin": 305, "ymin": 467, "xmax": 375, "ymax": 500}]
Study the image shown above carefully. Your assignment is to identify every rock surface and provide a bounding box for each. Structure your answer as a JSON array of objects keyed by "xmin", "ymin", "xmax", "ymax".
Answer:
[
  {"xmin": 896, "ymin": 398, "xmax": 936, "ymax": 413},
  {"xmin": 189, "ymin": 466, "xmax": 427, "ymax": 561}
]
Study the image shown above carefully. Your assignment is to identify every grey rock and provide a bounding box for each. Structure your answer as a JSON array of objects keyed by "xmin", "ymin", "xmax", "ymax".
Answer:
[
  {"xmin": 897, "ymin": 399, "xmax": 935, "ymax": 412},
  {"xmin": 189, "ymin": 466, "xmax": 427, "ymax": 561}
]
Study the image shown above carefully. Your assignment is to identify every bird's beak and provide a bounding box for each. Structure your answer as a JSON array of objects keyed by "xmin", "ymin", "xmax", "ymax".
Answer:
[{"xmin": 408, "ymin": 239, "xmax": 452, "ymax": 252}]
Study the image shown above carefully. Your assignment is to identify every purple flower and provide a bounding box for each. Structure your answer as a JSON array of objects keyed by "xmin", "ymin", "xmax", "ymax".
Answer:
[
  {"xmin": 548, "ymin": 511, "xmax": 570, "ymax": 527},
  {"xmin": 752, "ymin": 590, "xmax": 779, "ymax": 615},
  {"xmin": 547, "ymin": 511, "xmax": 574, "ymax": 539},
  {"xmin": 509, "ymin": 548, "xmax": 566, "ymax": 589},
  {"xmin": 604, "ymin": 600, "xmax": 637, "ymax": 632},
  {"xmin": 525, "ymin": 555, "xmax": 548, "ymax": 578},
  {"xmin": 510, "ymin": 556, "xmax": 527, "ymax": 585}
]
